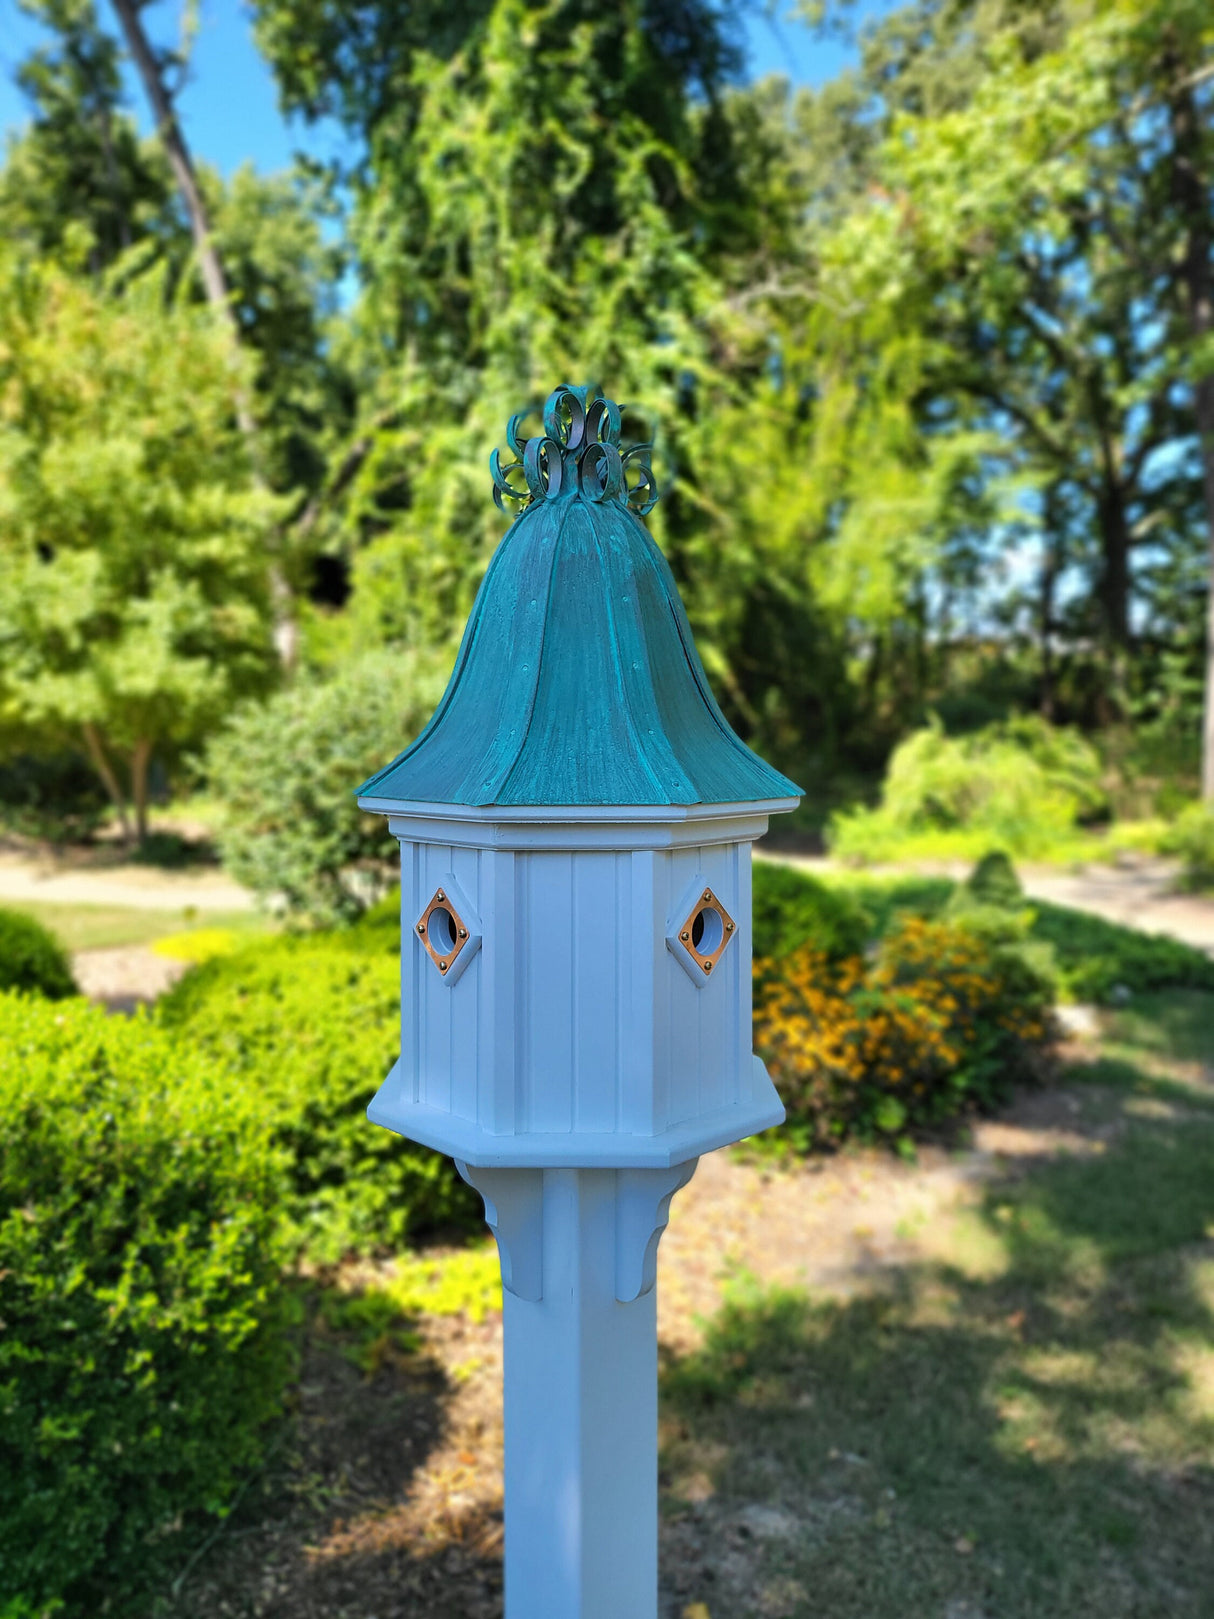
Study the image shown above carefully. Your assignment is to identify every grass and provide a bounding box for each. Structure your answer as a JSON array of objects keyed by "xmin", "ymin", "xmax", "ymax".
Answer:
[
  {"xmin": 824, "ymin": 817, "xmax": 1170, "ymax": 869},
  {"xmin": 0, "ymin": 899, "xmax": 273, "ymax": 954},
  {"xmin": 660, "ymin": 989, "xmax": 1214, "ymax": 1617}
]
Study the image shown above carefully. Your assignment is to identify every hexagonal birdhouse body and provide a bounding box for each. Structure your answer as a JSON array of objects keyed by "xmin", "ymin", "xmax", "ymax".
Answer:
[
  {"xmin": 358, "ymin": 800, "xmax": 786, "ymax": 1167},
  {"xmin": 357, "ymin": 385, "xmax": 801, "ymax": 1172}
]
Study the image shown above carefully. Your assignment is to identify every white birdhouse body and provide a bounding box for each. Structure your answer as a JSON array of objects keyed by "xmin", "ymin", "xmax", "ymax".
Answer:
[
  {"xmin": 357, "ymin": 383, "xmax": 802, "ymax": 1169},
  {"xmin": 361, "ymin": 800, "xmax": 788, "ymax": 1168}
]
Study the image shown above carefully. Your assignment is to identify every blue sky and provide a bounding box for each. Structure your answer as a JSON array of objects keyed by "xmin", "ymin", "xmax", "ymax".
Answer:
[{"xmin": 0, "ymin": 2, "xmax": 880, "ymax": 179}]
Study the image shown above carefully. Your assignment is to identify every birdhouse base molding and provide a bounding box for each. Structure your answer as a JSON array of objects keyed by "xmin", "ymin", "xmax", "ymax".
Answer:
[
  {"xmin": 451, "ymin": 1161, "xmax": 699, "ymax": 1619},
  {"xmin": 367, "ymin": 1053, "xmax": 785, "ymax": 1168}
]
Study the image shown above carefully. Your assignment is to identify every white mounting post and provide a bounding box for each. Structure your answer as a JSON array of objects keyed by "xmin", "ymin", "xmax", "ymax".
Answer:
[{"xmin": 457, "ymin": 1160, "xmax": 697, "ymax": 1619}]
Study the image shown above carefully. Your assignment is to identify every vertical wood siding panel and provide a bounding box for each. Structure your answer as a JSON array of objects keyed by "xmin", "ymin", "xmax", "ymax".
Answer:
[
  {"xmin": 419, "ymin": 843, "xmax": 453, "ymax": 1114},
  {"xmin": 736, "ymin": 842, "xmax": 755, "ymax": 1103},
  {"xmin": 448, "ymin": 845, "xmax": 480, "ymax": 1120},
  {"xmin": 572, "ymin": 852, "xmax": 617, "ymax": 1132},
  {"xmin": 525, "ymin": 852, "xmax": 574, "ymax": 1133},
  {"xmin": 620, "ymin": 850, "xmax": 656, "ymax": 1134},
  {"xmin": 696, "ymin": 842, "xmax": 731, "ymax": 1117},
  {"xmin": 664, "ymin": 846, "xmax": 701, "ymax": 1126},
  {"xmin": 481, "ymin": 849, "xmax": 516, "ymax": 1134},
  {"xmin": 400, "ymin": 839, "xmax": 420, "ymax": 1105}
]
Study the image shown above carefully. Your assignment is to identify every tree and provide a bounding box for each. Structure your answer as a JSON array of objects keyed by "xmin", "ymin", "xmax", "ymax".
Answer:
[
  {"xmin": 785, "ymin": 0, "xmax": 1213, "ymax": 753},
  {"xmin": 0, "ymin": 0, "xmax": 179, "ymax": 272},
  {"xmin": 0, "ymin": 247, "xmax": 282, "ymax": 841}
]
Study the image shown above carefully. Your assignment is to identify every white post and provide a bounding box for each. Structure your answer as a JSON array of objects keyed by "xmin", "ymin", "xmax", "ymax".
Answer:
[{"xmin": 457, "ymin": 1160, "xmax": 697, "ymax": 1619}]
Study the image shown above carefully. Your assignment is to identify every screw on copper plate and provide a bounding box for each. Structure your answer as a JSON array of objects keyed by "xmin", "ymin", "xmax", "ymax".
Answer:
[
  {"xmin": 440, "ymin": 961, "xmax": 448, "ymax": 971},
  {"xmin": 680, "ymin": 931, "xmax": 690, "ymax": 941},
  {"xmin": 459, "ymin": 928, "xmax": 467, "ymax": 938},
  {"xmin": 417, "ymin": 923, "xmax": 426, "ymax": 933},
  {"xmin": 703, "ymin": 962, "xmax": 712, "ymax": 972}
]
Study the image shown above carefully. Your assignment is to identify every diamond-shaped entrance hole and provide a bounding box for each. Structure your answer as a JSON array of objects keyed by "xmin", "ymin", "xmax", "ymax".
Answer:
[
  {"xmin": 678, "ymin": 888, "xmax": 735, "ymax": 976},
  {"xmin": 416, "ymin": 888, "xmax": 469, "ymax": 976}
]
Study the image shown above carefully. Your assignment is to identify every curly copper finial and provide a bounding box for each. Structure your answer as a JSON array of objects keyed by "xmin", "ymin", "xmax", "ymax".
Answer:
[{"xmin": 490, "ymin": 384, "xmax": 659, "ymax": 519}]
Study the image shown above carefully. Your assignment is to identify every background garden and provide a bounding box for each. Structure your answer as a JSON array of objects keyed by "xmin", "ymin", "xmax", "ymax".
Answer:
[{"xmin": 1, "ymin": 0, "xmax": 1213, "ymax": 1614}]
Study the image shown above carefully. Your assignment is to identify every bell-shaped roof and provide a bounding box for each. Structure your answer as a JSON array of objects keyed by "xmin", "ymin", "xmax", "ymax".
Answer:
[{"xmin": 357, "ymin": 386, "xmax": 803, "ymax": 809}]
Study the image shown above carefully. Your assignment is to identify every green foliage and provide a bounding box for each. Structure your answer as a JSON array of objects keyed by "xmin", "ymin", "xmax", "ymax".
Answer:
[
  {"xmin": 0, "ymin": 749, "xmax": 107, "ymax": 843},
  {"xmin": 830, "ymin": 717, "xmax": 1107, "ymax": 861},
  {"xmin": 1029, "ymin": 899, "xmax": 1214, "ymax": 1006},
  {"xmin": 1159, "ymin": 802, "xmax": 1214, "ymax": 893},
  {"xmin": 0, "ymin": 993, "xmax": 294, "ymax": 1615},
  {"xmin": 817, "ymin": 861, "xmax": 1214, "ymax": 1006},
  {"xmin": 751, "ymin": 860, "xmax": 870, "ymax": 978},
  {"xmin": 963, "ymin": 849, "xmax": 1023, "ymax": 909},
  {"xmin": 0, "ymin": 243, "xmax": 283, "ymax": 838},
  {"xmin": 206, "ymin": 648, "xmax": 449, "ymax": 925},
  {"xmin": 0, "ymin": 906, "xmax": 76, "ymax": 999},
  {"xmin": 156, "ymin": 927, "xmax": 479, "ymax": 1261}
]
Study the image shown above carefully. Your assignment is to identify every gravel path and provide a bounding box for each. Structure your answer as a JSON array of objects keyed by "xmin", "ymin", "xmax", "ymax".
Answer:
[{"xmin": 0, "ymin": 850, "xmax": 253, "ymax": 912}]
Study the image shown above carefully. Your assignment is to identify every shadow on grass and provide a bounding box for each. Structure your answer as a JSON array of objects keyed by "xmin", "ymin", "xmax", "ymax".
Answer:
[
  {"xmin": 161, "ymin": 1279, "xmax": 504, "ymax": 1619},
  {"xmin": 660, "ymin": 1073, "xmax": 1214, "ymax": 1619}
]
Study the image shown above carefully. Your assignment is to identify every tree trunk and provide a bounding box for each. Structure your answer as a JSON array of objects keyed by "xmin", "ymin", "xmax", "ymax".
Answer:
[
  {"xmin": 1094, "ymin": 481, "xmax": 1132, "ymax": 723},
  {"xmin": 131, "ymin": 736, "xmax": 152, "ymax": 844},
  {"xmin": 1039, "ymin": 487, "xmax": 1061, "ymax": 721},
  {"xmin": 107, "ymin": 0, "xmax": 234, "ymax": 331},
  {"xmin": 82, "ymin": 722, "xmax": 132, "ymax": 844},
  {"xmin": 107, "ymin": 0, "xmax": 297, "ymax": 667},
  {"xmin": 1166, "ymin": 49, "xmax": 1214, "ymax": 801}
]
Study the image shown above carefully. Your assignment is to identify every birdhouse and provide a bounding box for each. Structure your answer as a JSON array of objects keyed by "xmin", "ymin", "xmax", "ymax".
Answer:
[
  {"xmin": 356, "ymin": 384, "xmax": 802, "ymax": 1619},
  {"xmin": 357, "ymin": 384, "xmax": 802, "ymax": 1172}
]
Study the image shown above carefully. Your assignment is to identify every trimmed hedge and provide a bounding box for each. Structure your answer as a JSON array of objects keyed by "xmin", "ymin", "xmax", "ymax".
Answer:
[
  {"xmin": 156, "ymin": 926, "xmax": 478, "ymax": 1262},
  {"xmin": 0, "ymin": 907, "xmax": 76, "ymax": 999},
  {"xmin": 0, "ymin": 994, "xmax": 294, "ymax": 1616}
]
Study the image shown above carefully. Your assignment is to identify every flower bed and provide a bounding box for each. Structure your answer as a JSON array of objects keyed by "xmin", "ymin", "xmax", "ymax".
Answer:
[{"xmin": 754, "ymin": 915, "xmax": 1055, "ymax": 1152}]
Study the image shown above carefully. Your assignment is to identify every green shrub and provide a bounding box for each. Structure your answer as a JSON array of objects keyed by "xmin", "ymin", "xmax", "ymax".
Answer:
[
  {"xmin": 829, "ymin": 714, "xmax": 1107, "ymax": 861},
  {"xmin": 157, "ymin": 929, "xmax": 478, "ymax": 1262},
  {"xmin": 1029, "ymin": 900, "xmax": 1214, "ymax": 1003},
  {"xmin": 0, "ymin": 906, "xmax": 76, "ymax": 998},
  {"xmin": 205, "ymin": 648, "xmax": 450, "ymax": 926},
  {"xmin": 0, "ymin": 994, "xmax": 293, "ymax": 1616},
  {"xmin": 751, "ymin": 861, "xmax": 871, "ymax": 976},
  {"xmin": 1160, "ymin": 802, "xmax": 1214, "ymax": 892}
]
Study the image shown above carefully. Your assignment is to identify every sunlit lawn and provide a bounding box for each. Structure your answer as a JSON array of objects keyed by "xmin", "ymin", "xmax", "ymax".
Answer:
[
  {"xmin": 2, "ymin": 899, "xmax": 274, "ymax": 954},
  {"xmin": 660, "ymin": 990, "xmax": 1214, "ymax": 1617}
]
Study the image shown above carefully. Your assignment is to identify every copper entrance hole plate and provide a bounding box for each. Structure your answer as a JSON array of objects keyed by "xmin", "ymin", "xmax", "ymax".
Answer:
[
  {"xmin": 416, "ymin": 888, "xmax": 470, "ymax": 976},
  {"xmin": 677, "ymin": 887, "xmax": 735, "ymax": 975}
]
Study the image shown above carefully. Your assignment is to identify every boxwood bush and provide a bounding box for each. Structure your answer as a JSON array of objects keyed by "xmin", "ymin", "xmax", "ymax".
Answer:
[
  {"xmin": 156, "ymin": 926, "xmax": 479, "ymax": 1262},
  {"xmin": 0, "ymin": 906, "xmax": 76, "ymax": 999},
  {"xmin": 0, "ymin": 993, "xmax": 294, "ymax": 1616}
]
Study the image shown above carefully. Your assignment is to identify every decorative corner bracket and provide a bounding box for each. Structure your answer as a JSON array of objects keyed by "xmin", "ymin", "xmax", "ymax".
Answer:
[{"xmin": 455, "ymin": 1161, "xmax": 699, "ymax": 1305}]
